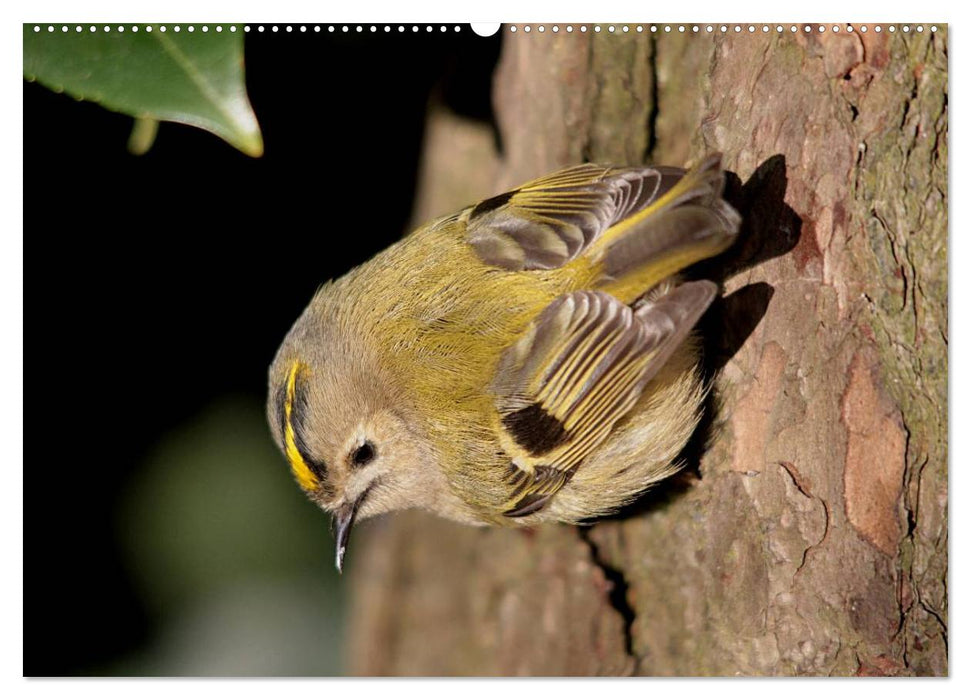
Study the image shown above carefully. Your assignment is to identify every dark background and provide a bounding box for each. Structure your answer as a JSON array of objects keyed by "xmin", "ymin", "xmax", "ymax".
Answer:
[{"xmin": 24, "ymin": 26, "xmax": 501, "ymax": 675}]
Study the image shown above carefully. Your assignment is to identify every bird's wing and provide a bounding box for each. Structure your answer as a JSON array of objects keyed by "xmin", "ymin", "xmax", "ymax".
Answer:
[
  {"xmin": 464, "ymin": 154, "xmax": 734, "ymax": 272},
  {"xmin": 492, "ymin": 281, "xmax": 716, "ymax": 517}
]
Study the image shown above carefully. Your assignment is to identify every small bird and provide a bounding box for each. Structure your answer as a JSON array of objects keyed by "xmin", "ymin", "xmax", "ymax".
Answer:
[{"xmin": 267, "ymin": 153, "xmax": 740, "ymax": 571}]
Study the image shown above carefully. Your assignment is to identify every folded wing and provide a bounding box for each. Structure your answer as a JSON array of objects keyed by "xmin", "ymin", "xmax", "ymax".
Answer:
[{"xmin": 492, "ymin": 281, "xmax": 717, "ymax": 517}]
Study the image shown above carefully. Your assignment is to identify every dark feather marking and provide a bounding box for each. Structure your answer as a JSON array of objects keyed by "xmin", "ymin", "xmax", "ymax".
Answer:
[
  {"xmin": 503, "ymin": 464, "xmax": 577, "ymax": 517},
  {"xmin": 289, "ymin": 378, "xmax": 330, "ymax": 485},
  {"xmin": 275, "ymin": 383, "xmax": 288, "ymax": 443},
  {"xmin": 501, "ymin": 403, "xmax": 570, "ymax": 455},
  {"xmin": 503, "ymin": 462, "xmax": 520, "ymax": 481},
  {"xmin": 504, "ymin": 493, "xmax": 554, "ymax": 517},
  {"xmin": 470, "ymin": 189, "xmax": 517, "ymax": 219}
]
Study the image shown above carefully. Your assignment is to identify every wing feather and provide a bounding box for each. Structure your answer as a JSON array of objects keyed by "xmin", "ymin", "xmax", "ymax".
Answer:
[
  {"xmin": 466, "ymin": 164, "xmax": 675, "ymax": 270},
  {"xmin": 465, "ymin": 155, "xmax": 734, "ymax": 273},
  {"xmin": 492, "ymin": 282, "xmax": 717, "ymax": 516}
]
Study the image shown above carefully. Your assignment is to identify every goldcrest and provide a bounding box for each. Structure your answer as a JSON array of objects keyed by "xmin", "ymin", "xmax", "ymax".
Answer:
[{"xmin": 267, "ymin": 154, "xmax": 740, "ymax": 571}]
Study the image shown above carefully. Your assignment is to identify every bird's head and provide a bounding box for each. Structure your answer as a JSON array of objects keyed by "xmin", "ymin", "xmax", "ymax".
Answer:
[{"xmin": 266, "ymin": 305, "xmax": 433, "ymax": 572}]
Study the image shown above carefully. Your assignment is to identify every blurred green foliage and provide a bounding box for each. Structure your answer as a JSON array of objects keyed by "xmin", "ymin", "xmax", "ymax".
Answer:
[{"xmin": 115, "ymin": 398, "xmax": 345, "ymax": 675}]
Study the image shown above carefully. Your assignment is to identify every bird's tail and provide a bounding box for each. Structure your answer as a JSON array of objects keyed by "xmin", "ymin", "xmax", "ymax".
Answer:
[{"xmin": 591, "ymin": 153, "xmax": 741, "ymax": 303}]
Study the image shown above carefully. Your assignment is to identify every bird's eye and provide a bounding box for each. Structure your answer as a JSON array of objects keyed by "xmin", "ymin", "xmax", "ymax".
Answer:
[{"xmin": 352, "ymin": 441, "xmax": 376, "ymax": 467}]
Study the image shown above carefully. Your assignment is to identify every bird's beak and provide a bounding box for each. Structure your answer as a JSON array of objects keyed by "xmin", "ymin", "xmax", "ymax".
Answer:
[{"xmin": 334, "ymin": 492, "xmax": 365, "ymax": 574}]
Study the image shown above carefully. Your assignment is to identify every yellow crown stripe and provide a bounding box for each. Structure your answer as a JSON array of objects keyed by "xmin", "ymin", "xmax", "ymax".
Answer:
[{"xmin": 284, "ymin": 362, "xmax": 320, "ymax": 491}]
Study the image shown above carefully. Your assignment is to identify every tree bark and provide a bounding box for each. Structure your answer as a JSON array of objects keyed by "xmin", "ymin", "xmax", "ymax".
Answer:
[{"xmin": 346, "ymin": 25, "xmax": 948, "ymax": 676}]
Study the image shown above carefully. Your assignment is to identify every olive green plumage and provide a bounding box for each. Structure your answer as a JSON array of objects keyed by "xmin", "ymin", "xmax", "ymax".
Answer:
[{"xmin": 267, "ymin": 153, "xmax": 740, "ymax": 570}]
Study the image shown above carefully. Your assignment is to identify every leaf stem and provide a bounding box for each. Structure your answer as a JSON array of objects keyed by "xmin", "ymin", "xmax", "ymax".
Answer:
[{"xmin": 127, "ymin": 117, "xmax": 159, "ymax": 156}]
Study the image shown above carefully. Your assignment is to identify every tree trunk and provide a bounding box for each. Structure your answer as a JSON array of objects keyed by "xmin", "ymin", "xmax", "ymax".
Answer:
[{"xmin": 346, "ymin": 25, "xmax": 948, "ymax": 676}]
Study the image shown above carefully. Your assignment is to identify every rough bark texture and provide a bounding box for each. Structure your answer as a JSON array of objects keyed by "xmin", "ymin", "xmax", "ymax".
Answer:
[{"xmin": 346, "ymin": 26, "xmax": 948, "ymax": 676}]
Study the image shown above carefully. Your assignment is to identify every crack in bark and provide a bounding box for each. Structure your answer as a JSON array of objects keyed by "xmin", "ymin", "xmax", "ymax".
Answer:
[
  {"xmin": 777, "ymin": 461, "xmax": 831, "ymax": 577},
  {"xmin": 644, "ymin": 33, "xmax": 659, "ymax": 161},
  {"xmin": 854, "ymin": 141, "xmax": 867, "ymax": 192},
  {"xmin": 896, "ymin": 408, "xmax": 948, "ymax": 670},
  {"xmin": 578, "ymin": 527, "xmax": 635, "ymax": 658},
  {"xmin": 899, "ymin": 80, "xmax": 919, "ymax": 130},
  {"xmin": 907, "ymin": 453, "xmax": 928, "ymax": 538},
  {"xmin": 580, "ymin": 34, "xmax": 596, "ymax": 163},
  {"xmin": 899, "ymin": 423, "xmax": 949, "ymax": 665},
  {"xmin": 917, "ymin": 595, "xmax": 948, "ymax": 656},
  {"xmin": 797, "ymin": 496, "xmax": 829, "ymax": 577},
  {"xmin": 872, "ymin": 207, "xmax": 908, "ymax": 312}
]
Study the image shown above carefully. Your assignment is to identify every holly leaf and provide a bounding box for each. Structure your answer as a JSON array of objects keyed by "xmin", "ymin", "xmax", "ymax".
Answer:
[{"xmin": 24, "ymin": 25, "xmax": 263, "ymax": 157}]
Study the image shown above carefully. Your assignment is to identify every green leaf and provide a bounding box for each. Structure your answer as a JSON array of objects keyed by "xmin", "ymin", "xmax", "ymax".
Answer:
[{"xmin": 23, "ymin": 25, "xmax": 263, "ymax": 156}]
